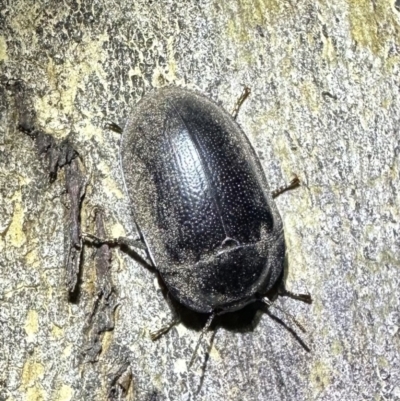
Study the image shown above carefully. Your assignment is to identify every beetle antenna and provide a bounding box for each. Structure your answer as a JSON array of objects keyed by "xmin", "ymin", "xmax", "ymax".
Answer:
[
  {"xmin": 262, "ymin": 298, "xmax": 306, "ymax": 333},
  {"xmin": 189, "ymin": 312, "xmax": 215, "ymax": 368}
]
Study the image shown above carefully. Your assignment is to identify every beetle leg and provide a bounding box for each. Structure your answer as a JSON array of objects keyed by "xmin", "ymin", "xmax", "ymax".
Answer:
[
  {"xmin": 82, "ymin": 232, "xmax": 147, "ymax": 250},
  {"xmin": 150, "ymin": 291, "xmax": 182, "ymax": 340},
  {"xmin": 279, "ymin": 287, "xmax": 312, "ymax": 304},
  {"xmin": 104, "ymin": 121, "xmax": 123, "ymax": 134},
  {"xmin": 83, "ymin": 231, "xmax": 156, "ymax": 277},
  {"xmin": 150, "ymin": 317, "xmax": 181, "ymax": 341},
  {"xmin": 262, "ymin": 298, "xmax": 306, "ymax": 333},
  {"xmin": 189, "ymin": 312, "xmax": 215, "ymax": 368},
  {"xmin": 231, "ymin": 86, "xmax": 251, "ymax": 119},
  {"xmin": 272, "ymin": 175, "xmax": 300, "ymax": 198}
]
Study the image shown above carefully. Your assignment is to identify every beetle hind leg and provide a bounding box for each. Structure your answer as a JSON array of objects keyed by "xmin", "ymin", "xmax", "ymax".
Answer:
[
  {"xmin": 262, "ymin": 297, "xmax": 306, "ymax": 333},
  {"xmin": 149, "ymin": 291, "xmax": 182, "ymax": 340},
  {"xmin": 189, "ymin": 312, "xmax": 215, "ymax": 368}
]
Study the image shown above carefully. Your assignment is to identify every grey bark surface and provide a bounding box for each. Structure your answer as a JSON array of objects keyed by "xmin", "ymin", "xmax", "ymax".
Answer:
[{"xmin": 0, "ymin": 1, "xmax": 399, "ymax": 400}]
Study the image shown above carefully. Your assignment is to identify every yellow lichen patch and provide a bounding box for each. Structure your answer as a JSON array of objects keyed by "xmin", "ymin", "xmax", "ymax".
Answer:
[
  {"xmin": 279, "ymin": 53, "xmax": 294, "ymax": 79},
  {"xmin": 223, "ymin": 0, "xmax": 282, "ymax": 42},
  {"xmin": 101, "ymin": 330, "xmax": 113, "ymax": 355},
  {"xmin": 51, "ymin": 324, "xmax": 64, "ymax": 339},
  {"xmin": 111, "ymin": 222, "xmax": 126, "ymax": 239},
  {"xmin": 78, "ymin": 121, "xmax": 104, "ymax": 142},
  {"xmin": 209, "ymin": 343, "xmax": 222, "ymax": 362},
  {"xmin": 21, "ymin": 358, "xmax": 44, "ymax": 388},
  {"xmin": 151, "ymin": 35, "xmax": 181, "ymax": 87},
  {"xmin": 152, "ymin": 67, "xmax": 168, "ymax": 88},
  {"xmin": 299, "ymin": 81, "xmax": 320, "ymax": 113},
  {"xmin": 310, "ymin": 360, "xmax": 331, "ymax": 393},
  {"xmin": 284, "ymin": 202, "xmax": 323, "ymax": 280},
  {"xmin": 9, "ymin": 1, "xmax": 41, "ymax": 38},
  {"xmin": 0, "ymin": 36, "xmax": 8, "ymax": 61},
  {"xmin": 271, "ymin": 135, "xmax": 291, "ymax": 163},
  {"xmin": 54, "ymin": 385, "xmax": 74, "ymax": 401},
  {"xmin": 331, "ymin": 339, "xmax": 344, "ymax": 356},
  {"xmin": 35, "ymin": 32, "xmax": 109, "ymax": 135},
  {"xmin": 381, "ymin": 97, "xmax": 392, "ymax": 109},
  {"xmin": 311, "ymin": 297, "xmax": 323, "ymax": 317},
  {"xmin": 25, "ymin": 248, "xmax": 40, "ymax": 268},
  {"xmin": 220, "ymin": 0, "xmax": 286, "ymax": 66},
  {"xmin": 167, "ymin": 35, "xmax": 178, "ymax": 81},
  {"xmin": 321, "ymin": 34, "xmax": 337, "ymax": 64},
  {"xmin": 378, "ymin": 356, "xmax": 389, "ymax": 368},
  {"xmin": 24, "ymin": 387, "xmax": 46, "ymax": 401},
  {"xmin": 5, "ymin": 191, "xmax": 26, "ymax": 248},
  {"xmin": 97, "ymin": 161, "xmax": 124, "ymax": 200},
  {"xmin": 81, "ymin": 261, "xmax": 97, "ymax": 296},
  {"xmin": 62, "ymin": 344, "xmax": 73, "ymax": 358},
  {"xmin": 25, "ymin": 310, "xmax": 39, "ymax": 339},
  {"xmin": 347, "ymin": 0, "xmax": 395, "ymax": 55}
]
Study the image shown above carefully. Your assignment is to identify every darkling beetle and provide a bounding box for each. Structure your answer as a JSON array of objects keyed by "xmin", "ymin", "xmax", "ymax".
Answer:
[{"xmin": 88, "ymin": 87, "xmax": 311, "ymax": 353}]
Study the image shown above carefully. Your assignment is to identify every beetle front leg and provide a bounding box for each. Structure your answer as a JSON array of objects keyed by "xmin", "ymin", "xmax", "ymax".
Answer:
[
  {"xmin": 82, "ymin": 232, "xmax": 147, "ymax": 251},
  {"xmin": 83, "ymin": 229, "xmax": 155, "ymax": 274},
  {"xmin": 272, "ymin": 175, "xmax": 300, "ymax": 198}
]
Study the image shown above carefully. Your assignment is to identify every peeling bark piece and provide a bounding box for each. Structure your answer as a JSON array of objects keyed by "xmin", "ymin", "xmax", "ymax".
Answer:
[
  {"xmin": 35, "ymin": 131, "xmax": 55, "ymax": 155},
  {"xmin": 107, "ymin": 364, "xmax": 133, "ymax": 401},
  {"xmin": 82, "ymin": 210, "xmax": 118, "ymax": 362},
  {"xmin": 8, "ymin": 79, "xmax": 79, "ymax": 181},
  {"xmin": 7, "ymin": 79, "xmax": 85, "ymax": 293},
  {"xmin": 65, "ymin": 158, "xmax": 86, "ymax": 293}
]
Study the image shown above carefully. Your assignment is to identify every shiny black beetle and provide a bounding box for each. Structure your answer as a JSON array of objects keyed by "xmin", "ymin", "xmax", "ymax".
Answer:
[{"xmin": 119, "ymin": 87, "xmax": 309, "ymax": 320}]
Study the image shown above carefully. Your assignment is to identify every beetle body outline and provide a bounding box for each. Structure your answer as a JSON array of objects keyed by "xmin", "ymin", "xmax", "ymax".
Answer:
[{"xmin": 120, "ymin": 87, "xmax": 285, "ymax": 315}]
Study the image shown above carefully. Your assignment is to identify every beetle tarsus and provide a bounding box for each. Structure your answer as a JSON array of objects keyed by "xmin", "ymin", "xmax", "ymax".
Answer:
[
  {"xmin": 279, "ymin": 288, "xmax": 313, "ymax": 304},
  {"xmin": 272, "ymin": 175, "xmax": 300, "ymax": 198},
  {"xmin": 150, "ymin": 317, "xmax": 181, "ymax": 341},
  {"xmin": 105, "ymin": 121, "xmax": 123, "ymax": 134},
  {"xmin": 231, "ymin": 86, "xmax": 251, "ymax": 120}
]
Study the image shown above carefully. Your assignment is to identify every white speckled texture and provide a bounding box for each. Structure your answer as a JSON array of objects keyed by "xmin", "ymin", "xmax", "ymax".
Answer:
[{"xmin": 0, "ymin": 0, "xmax": 399, "ymax": 400}]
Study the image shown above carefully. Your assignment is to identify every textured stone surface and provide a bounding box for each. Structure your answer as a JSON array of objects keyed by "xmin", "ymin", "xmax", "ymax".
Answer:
[{"xmin": 0, "ymin": 1, "xmax": 399, "ymax": 400}]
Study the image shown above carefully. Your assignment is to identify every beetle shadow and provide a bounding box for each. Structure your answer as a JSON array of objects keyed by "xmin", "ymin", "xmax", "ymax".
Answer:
[{"xmin": 163, "ymin": 277, "xmax": 310, "ymax": 353}]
